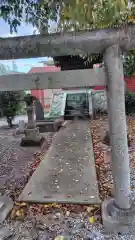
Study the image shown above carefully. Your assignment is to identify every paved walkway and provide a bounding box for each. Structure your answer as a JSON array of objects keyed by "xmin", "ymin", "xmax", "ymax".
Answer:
[{"xmin": 19, "ymin": 120, "xmax": 100, "ymax": 204}]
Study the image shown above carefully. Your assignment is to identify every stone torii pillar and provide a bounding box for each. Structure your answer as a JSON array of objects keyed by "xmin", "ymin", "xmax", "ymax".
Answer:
[{"xmin": 102, "ymin": 44, "xmax": 135, "ymax": 233}]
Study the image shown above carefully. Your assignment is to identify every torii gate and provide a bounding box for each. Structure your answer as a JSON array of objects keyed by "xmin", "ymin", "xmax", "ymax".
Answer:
[{"xmin": 0, "ymin": 26, "xmax": 135, "ymax": 232}]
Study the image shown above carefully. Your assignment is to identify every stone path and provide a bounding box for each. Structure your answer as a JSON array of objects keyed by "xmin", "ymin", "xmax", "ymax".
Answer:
[{"xmin": 19, "ymin": 120, "xmax": 100, "ymax": 204}]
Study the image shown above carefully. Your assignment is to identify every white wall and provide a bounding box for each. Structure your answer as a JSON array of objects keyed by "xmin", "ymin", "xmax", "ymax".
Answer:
[{"xmin": 48, "ymin": 89, "xmax": 108, "ymax": 118}]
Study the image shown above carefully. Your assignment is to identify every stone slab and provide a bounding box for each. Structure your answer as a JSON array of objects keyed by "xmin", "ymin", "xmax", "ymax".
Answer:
[
  {"xmin": 36, "ymin": 121, "xmax": 62, "ymax": 133},
  {"xmin": 0, "ymin": 195, "xmax": 13, "ymax": 223},
  {"xmin": 0, "ymin": 227, "xmax": 14, "ymax": 240},
  {"xmin": 19, "ymin": 120, "xmax": 100, "ymax": 204}
]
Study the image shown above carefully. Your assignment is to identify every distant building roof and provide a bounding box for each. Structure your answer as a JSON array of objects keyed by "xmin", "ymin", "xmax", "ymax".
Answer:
[
  {"xmin": 29, "ymin": 66, "xmax": 61, "ymax": 73},
  {"xmin": 8, "ymin": 71, "xmax": 23, "ymax": 74}
]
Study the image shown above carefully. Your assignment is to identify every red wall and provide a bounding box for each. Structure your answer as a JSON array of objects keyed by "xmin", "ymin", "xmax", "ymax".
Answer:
[
  {"xmin": 31, "ymin": 89, "xmax": 44, "ymax": 106},
  {"xmin": 125, "ymin": 75, "xmax": 135, "ymax": 93},
  {"xmin": 30, "ymin": 66, "xmax": 61, "ymax": 109},
  {"xmin": 93, "ymin": 76, "xmax": 135, "ymax": 92}
]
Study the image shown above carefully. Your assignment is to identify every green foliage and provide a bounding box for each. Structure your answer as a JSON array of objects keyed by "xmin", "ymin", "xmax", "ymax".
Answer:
[
  {"xmin": 0, "ymin": 91, "xmax": 22, "ymax": 127},
  {"xmin": 0, "ymin": 0, "xmax": 135, "ymax": 33},
  {"xmin": 125, "ymin": 91, "xmax": 135, "ymax": 114},
  {"xmin": 54, "ymin": 54, "xmax": 103, "ymax": 70},
  {"xmin": 0, "ymin": 62, "xmax": 25, "ymax": 125},
  {"xmin": 59, "ymin": 0, "xmax": 131, "ymax": 31},
  {"xmin": 0, "ymin": 63, "xmax": 11, "ymax": 75},
  {"xmin": 0, "ymin": 0, "xmax": 58, "ymax": 33},
  {"xmin": 123, "ymin": 50, "xmax": 135, "ymax": 77},
  {"xmin": 0, "ymin": 61, "xmax": 18, "ymax": 75},
  {"xmin": 17, "ymin": 101, "xmax": 26, "ymax": 115},
  {"xmin": 24, "ymin": 93, "xmax": 37, "ymax": 106},
  {"xmin": 0, "ymin": 62, "xmax": 25, "ymax": 126}
]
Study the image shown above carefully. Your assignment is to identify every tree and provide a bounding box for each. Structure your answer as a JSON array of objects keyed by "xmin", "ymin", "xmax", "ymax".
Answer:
[
  {"xmin": 0, "ymin": 91, "xmax": 22, "ymax": 127},
  {"xmin": 0, "ymin": 63, "xmax": 11, "ymax": 75},
  {"xmin": 0, "ymin": 0, "xmax": 59, "ymax": 33},
  {"xmin": 59, "ymin": 0, "xmax": 133, "ymax": 30},
  {"xmin": 122, "ymin": 50, "xmax": 135, "ymax": 77},
  {"xmin": 55, "ymin": 1, "xmax": 135, "ymax": 73},
  {"xmin": 0, "ymin": 0, "xmax": 134, "ymax": 32},
  {"xmin": 12, "ymin": 60, "xmax": 18, "ymax": 72},
  {"xmin": 24, "ymin": 93, "xmax": 36, "ymax": 106},
  {"xmin": 0, "ymin": 62, "xmax": 23, "ymax": 127}
]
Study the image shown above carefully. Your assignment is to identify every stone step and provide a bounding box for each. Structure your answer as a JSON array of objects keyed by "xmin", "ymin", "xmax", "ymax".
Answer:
[{"xmin": 36, "ymin": 121, "xmax": 63, "ymax": 133}]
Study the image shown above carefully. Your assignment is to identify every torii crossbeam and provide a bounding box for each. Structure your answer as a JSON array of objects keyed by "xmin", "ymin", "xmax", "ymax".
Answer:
[{"xmin": 0, "ymin": 26, "xmax": 134, "ymax": 60}]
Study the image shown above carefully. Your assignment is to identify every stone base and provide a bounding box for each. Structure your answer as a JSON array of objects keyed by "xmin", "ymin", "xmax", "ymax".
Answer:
[
  {"xmin": 102, "ymin": 198, "xmax": 135, "ymax": 234},
  {"xmin": 0, "ymin": 195, "xmax": 13, "ymax": 223},
  {"xmin": 16, "ymin": 128, "xmax": 25, "ymax": 134},
  {"xmin": 36, "ymin": 121, "xmax": 62, "ymax": 133},
  {"xmin": 20, "ymin": 127, "xmax": 45, "ymax": 147},
  {"xmin": 20, "ymin": 137, "xmax": 44, "ymax": 147}
]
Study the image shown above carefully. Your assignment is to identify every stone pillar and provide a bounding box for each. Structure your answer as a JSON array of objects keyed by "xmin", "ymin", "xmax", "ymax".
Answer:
[
  {"xmin": 16, "ymin": 120, "xmax": 25, "ymax": 134},
  {"xmin": 27, "ymin": 105, "xmax": 36, "ymax": 129},
  {"xmin": 35, "ymin": 100, "xmax": 44, "ymax": 121},
  {"xmin": 104, "ymin": 44, "xmax": 130, "ymax": 209},
  {"xmin": 20, "ymin": 104, "xmax": 44, "ymax": 147},
  {"xmin": 102, "ymin": 44, "xmax": 135, "ymax": 233}
]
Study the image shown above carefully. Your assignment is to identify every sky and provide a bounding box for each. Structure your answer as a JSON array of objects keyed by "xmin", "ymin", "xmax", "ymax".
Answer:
[{"xmin": 0, "ymin": 19, "xmax": 54, "ymax": 73}]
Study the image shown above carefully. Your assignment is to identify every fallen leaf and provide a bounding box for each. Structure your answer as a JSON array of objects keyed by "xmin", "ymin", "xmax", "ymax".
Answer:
[
  {"xmin": 86, "ymin": 206, "xmax": 94, "ymax": 213},
  {"xmin": 10, "ymin": 208, "xmax": 17, "ymax": 219},
  {"xmin": 54, "ymin": 236, "xmax": 65, "ymax": 240},
  {"xmin": 89, "ymin": 216, "xmax": 95, "ymax": 224},
  {"xmin": 51, "ymin": 203, "xmax": 57, "ymax": 207},
  {"xmin": 15, "ymin": 202, "xmax": 27, "ymax": 207},
  {"xmin": 66, "ymin": 211, "xmax": 70, "ymax": 216},
  {"xmin": 16, "ymin": 210, "xmax": 24, "ymax": 217}
]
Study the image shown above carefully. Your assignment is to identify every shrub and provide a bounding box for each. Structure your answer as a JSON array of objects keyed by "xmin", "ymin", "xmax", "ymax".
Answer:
[
  {"xmin": 0, "ymin": 91, "xmax": 22, "ymax": 127},
  {"xmin": 125, "ymin": 91, "xmax": 135, "ymax": 115}
]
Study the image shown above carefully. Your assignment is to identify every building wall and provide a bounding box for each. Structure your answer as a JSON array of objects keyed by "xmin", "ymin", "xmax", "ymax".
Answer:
[
  {"xmin": 29, "ymin": 66, "xmax": 61, "ymax": 113},
  {"xmin": 90, "ymin": 75, "xmax": 135, "ymax": 114},
  {"xmin": 125, "ymin": 75, "xmax": 135, "ymax": 93},
  {"xmin": 44, "ymin": 89, "xmax": 62, "ymax": 113},
  {"xmin": 30, "ymin": 66, "xmax": 135, "ymax": 115},
  {"xmin": 92, "ymin": 90, "xmax": 107, "ymax": 112},
  {"xmin": 48, "ymin": 90, "xmax": 107, "ymax": 118}
]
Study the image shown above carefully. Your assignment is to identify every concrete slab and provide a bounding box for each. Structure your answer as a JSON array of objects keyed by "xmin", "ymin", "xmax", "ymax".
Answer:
[
  {"xmin": 36, "ymin": 120, "xmax": 63, "ymax": 133},
  {"xmin": 19, "ymin": 120, "xmax": 100, "ymax": 204},
  {"xmin": 0, "ymin": 195, "xmax": 13, "ymax": 223}
]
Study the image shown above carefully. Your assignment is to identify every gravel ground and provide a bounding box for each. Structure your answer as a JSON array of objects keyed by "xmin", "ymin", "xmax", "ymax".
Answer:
[
  {"xmin": 0, "ymin": 126, "xmax": 55, "ymax": 199},
  {"xmin": 2, "ymin": 214, "xmax": 135, "ymax": 240},
  {"xmin": 0, "ymin": 119, "xmax": 135, "ymax": 239}
]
